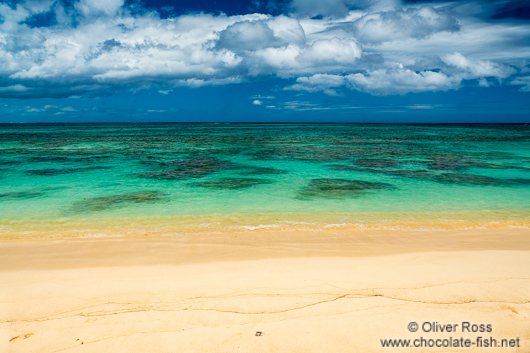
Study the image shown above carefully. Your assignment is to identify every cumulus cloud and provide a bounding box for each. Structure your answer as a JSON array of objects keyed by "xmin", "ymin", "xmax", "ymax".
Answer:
[
  {"xmin": 217, "ymin": 20, "xmax": 281, "ymax": 51},
  {"xmin": 288, "ymin": 52, "xmax": 518, "ymax": 95},
  {"xmin": 286, "ymin": 74, "xmax": 346, "ymax": 95},
  {"xmin": 347, "ymin": 66, "xmax": 459, "ymax": 95},
  {"xmin": 0, "ymin": 0, "xmax": 527, "ymax": 98},
  {"xmin": 248, "ymin": 38, "xmax": 361, "ymax": 76},
  {"xmin": 75, "ymin": 0, "xmax": 124, "ymax": 17},
  {"xmin": 216, "ymin": 16, "xmax": 305, "ymax": 52},
  {"xmin": 441, "ymin": 52, "xmax": 515, "ymax": 81},
  {"xmin": 510, "ymin": 76, "xmax": 530, "ymax": 92},
  {"xmin": 348, "ymin": 6, "xmax": 460, "ymax": 43},
  {"xmin": 0, "ymin": 1, "xmax": 361, "ymax": 97},
  {"xmin": 288, "ymin": 65, "xmax": 459, "ymax": 95}
]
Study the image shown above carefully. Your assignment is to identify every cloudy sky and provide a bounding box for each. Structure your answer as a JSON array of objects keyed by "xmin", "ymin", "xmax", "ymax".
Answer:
[{"xmin": 0, "ymin": 0, "xmax": 529, "ymax": 122}]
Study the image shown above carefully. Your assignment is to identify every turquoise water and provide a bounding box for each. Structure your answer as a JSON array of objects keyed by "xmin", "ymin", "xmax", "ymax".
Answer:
[{"xmin": 1, "ymin": 124, "xmax": 529, "ymax": 236}]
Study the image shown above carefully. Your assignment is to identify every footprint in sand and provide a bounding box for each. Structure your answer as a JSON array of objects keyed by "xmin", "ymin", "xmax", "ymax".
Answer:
[{"xmin": 9, "ymin": 333, "xmax": 34, "ymax": 342}]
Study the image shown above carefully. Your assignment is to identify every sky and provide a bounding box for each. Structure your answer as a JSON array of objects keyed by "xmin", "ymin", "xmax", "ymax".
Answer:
[{"xmin": 0, "ymin": 0, "xmax": 529, "ymax": 122}]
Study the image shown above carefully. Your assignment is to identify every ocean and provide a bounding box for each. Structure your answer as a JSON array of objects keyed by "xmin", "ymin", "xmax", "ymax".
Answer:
[{"xmin": 1, "ymin": 123, "xmax": 529, "ymax": 237}]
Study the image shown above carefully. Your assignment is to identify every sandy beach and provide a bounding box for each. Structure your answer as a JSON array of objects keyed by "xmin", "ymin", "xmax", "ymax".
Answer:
[{"xmin": 1, "ymin": 228, "xmax": 529, "ymax": 353}]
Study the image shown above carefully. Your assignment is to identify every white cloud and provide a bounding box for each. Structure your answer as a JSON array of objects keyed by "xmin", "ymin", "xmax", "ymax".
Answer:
[
  {"xmin": 26, "ymin": 107, "xmax": 45, "ymax": 112},
  {"xmin": 286, "ymin": 74, "xmax": 346, "ymax": 95},
  {"xmin": 288, "ymin": 52, "xmax": 517, "ymax": 96},
  {"xmin": 266, "ymin": 15, "xmax": 306, "ymax": 47},
  {"xmin": 510, "ymin": 76, "xmax": 530, "ymax": 92},
  {"xmin": 0, "ymin": 84, "xmax": 30, "ymax": 92},
  {"xmin": 76, "ymin": 0, "xmax": 124, "ymax": 17},
  {"xmin": 284, "ymin": 101, "xmax": 332, "ymax": 111},
  {"xmin": 289, "ymin": 64, "xmax": 461, "ymax": 95},
  {"xmin": 216, "ymin": 16, "xmax": 305, "ymax": 52},
  {"xmin": 249, "ymin": 38, "xmax": 361, "ymax": 76},
  {"xmin": 253, "ymin": 99, "xmax": 262, "ymax": 105},
  {"xmin": 217, "ymin": 20, "xmax": 281, "ymax": 52},
  {"xmin": 0, "ymin": 0, "xmax": 527, "ymax": 98},
  {"xmin": 349, "ymin": 6, "xmax": 460, "ymax": 43},
  {"xmin": 441, "ymin": 52, "xmax": 515, "ymax": 81},
  {"xmin": 407, "ymin": 104, "xmax": 437, "ymax": 110},
  {"xmin": 250, "ymin": 95, "xmax": 275, "ymax": 99},
  {"xmin": 347, "ymin": 66, "xmax": 460, "ymax": 95}
]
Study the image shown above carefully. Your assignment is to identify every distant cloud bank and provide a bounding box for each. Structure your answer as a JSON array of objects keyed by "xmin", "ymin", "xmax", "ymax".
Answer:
[{"xmin": 0, "ymin": 0, "xmax": 529, "ymax": 98}]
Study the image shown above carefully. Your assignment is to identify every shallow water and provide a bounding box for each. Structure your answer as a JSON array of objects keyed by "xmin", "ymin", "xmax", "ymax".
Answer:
[{"xmin": 1, "ymin": 123, "xmax": 529, "ymax": 237}]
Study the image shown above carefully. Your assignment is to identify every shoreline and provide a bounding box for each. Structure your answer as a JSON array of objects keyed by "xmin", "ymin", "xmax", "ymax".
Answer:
[
  {"xmin": 1, "ymin": 209, "xmax": 529, "ymax": 240},
  {"xmin": 1, "ymin": 229, "xmax": 529, "ymax": 352}
]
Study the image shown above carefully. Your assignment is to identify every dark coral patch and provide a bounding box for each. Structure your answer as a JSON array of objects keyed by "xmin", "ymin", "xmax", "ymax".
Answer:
[
  {"xmin": 190, "ymin": 178, "xmax": 272, "ymax": 189},
  {"xmin": 29, "ymin": 156, "xmax": 73, "ymax": 163},
  {"xmin": 425, "ymin": 157, "xmax": 526, "ymax": 172},
  {"xmin": 382, "ymin": 169, "xmax": 434, "ymax": 180},
  {"xmin": 429, "ymin": 173, "xmax": 502, "ymax": 186},
  {"xmin": 29, "ymin": 155, "xmax": 111, "ymax": 163},
  {"xmin": 296, "ymin": 178, "xmax": 394, "ymax": 199},
  {"xmin": 329, "ymin": 163, "xmax": 530, "ymax": 187},
  {"xmin": 142, "ymin": 157, "xmax": 233, "ymax": 168},
  {"xmin": 71, "ymin": 191, "xmax": 167, "ymax": 213},
  {"xmin": 239, "ymin": 167, "xmax": 288, "ymax": 175},
  {"xmin": 353, "ymin": 159, "xmax": 402, "ymax": 168},
  {"xmin": 26, "ymin": 166, "xmax": 111, "ymax": 176},
  {"xmin": 137, "ymin": 157, "xmax": 237, "ymax": 180},
  {"xmin": 504, "ymin": 178, "xmax": 530, "ymax": 185},
  {"xmin": 432, "ymin": 174, "xmax": 530, "ymax": 186},
  {"xmin": 328, "ymin": 165, "xmax": 367, "ymax": 172},
  {"xmin": 329, "ymin": 165, "xmax": 433, "ymax": 180},
  {"xmin": 0, "ymin": 191, "xmax": 46, "ymax": 199},
  {"xmin": 245, "ymin": 145, "xmax": 360, "ymax": 162},
  {"xmin": 0, "ymin": 159, "xmax": 23, "ymax": 166},
  {"xmin": 426, "ymin": 157, "xmax": 468, "ymax": 171},
  {"xmin": 137, "ymin": 168, "xmax": 213, "ymax": 180}
]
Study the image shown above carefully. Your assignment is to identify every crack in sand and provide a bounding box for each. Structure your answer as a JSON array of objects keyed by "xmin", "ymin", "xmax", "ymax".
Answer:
[
  {"xmin": 2, "ymin": 277, "xmax": 529, "ymax": 326},
  {"xmin": 3, "ymin": 293, "xmax": 529, "ymax": 327}
]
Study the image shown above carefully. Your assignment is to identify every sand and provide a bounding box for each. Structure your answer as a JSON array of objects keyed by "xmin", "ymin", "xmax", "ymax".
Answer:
[{"xmin": 1, "ymin": 228, "xmax": 529, "ymax": 352}]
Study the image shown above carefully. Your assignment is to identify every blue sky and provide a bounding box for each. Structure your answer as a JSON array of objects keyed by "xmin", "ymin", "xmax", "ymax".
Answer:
[{"xmin": 0, "ymin": 0, "xmax": 529, "ymax": 122}]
